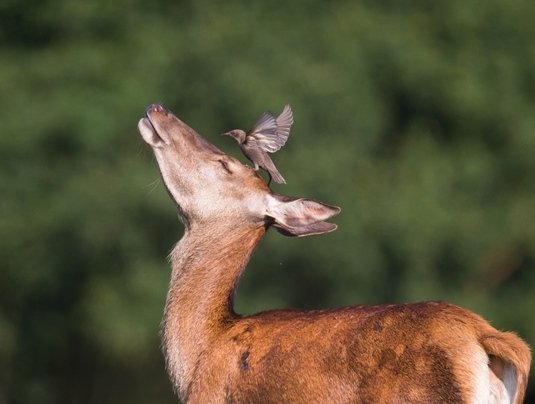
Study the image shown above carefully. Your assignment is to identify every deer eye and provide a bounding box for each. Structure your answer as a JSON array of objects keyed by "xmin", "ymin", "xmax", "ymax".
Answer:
[{"xmin": 218, "ymin": 159, "xmax": 233, "ymax": 174}]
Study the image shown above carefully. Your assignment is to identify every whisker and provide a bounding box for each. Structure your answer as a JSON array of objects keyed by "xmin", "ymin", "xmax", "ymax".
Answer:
[{"xmin": 145, "ymin": 178, "xmax": 161, "ymax": 195}]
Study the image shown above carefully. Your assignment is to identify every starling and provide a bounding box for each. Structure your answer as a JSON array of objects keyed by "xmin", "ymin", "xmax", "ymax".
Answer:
[{"xmin": 223, "ymin": 105, "xmax": 293, "ymax": 184}]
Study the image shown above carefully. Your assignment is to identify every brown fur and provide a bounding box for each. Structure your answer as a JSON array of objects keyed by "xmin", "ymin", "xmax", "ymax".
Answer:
[{"xmin": 138, "ymin": 104, "xmax": 531, "ymax": 403}]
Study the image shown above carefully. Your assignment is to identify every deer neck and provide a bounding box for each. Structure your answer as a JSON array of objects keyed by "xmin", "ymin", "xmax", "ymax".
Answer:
[{"xmin": 162, "ymin": 220, "xmax": 266, "ymax": 393}]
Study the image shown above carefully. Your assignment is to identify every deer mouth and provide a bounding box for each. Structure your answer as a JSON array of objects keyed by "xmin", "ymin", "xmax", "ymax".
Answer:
[
  {"xmin": 139, "ymin": 103, "xmax": 226, "ymax": 156},
  {"xmin": 138, "ymin": 104, "xmax": 172, "ymax": 146}
]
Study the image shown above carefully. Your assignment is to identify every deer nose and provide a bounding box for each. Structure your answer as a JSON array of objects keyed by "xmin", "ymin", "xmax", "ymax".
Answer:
[{"xmin": 146, "ymin": 104, "xmax": 168, "ymax": 115}]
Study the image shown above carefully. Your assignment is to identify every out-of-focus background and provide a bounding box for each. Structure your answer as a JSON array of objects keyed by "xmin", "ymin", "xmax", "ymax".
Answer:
[{"xmin": 1, "ymin": 1, "xmax": 534, "ymax": 403}]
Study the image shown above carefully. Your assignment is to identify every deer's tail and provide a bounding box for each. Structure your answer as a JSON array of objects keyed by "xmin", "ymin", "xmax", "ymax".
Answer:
[{"xmin": 480, "ymin": 331, "xmax": 531, "ymax": 403}]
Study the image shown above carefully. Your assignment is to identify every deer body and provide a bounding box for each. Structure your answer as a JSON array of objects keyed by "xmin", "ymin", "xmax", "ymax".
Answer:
[{"xmin": 138, "ymin": 104, "xmax": 530, "ymax": 403}]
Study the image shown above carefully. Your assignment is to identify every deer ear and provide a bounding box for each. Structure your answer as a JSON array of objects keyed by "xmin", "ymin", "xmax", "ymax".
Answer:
[{"xmin": 266, "ymin": 194, "xmax": 341, "ymax": 237}]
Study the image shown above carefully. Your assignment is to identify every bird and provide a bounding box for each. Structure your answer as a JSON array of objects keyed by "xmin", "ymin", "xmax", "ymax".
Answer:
[{"xmin": 222, "ymin": 105, "xmax": 293, "ymax": 185}]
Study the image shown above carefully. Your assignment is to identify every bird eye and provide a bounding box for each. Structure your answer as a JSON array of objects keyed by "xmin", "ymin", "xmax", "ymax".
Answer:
[{"xmin": 218, "ymin": 159, "xmax": 233, "ymax": 174}]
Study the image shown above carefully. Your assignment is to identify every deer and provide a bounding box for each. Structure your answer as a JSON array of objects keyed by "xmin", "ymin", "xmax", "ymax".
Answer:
[{"xmin": 138, "ymin": 103, "xmax": 531, "ymax": 403}]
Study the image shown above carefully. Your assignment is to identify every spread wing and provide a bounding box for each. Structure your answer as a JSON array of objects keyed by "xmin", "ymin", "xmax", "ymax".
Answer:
[{"xmin": 246, "ymin": 105, "xmax": 293, "ymax": 153}]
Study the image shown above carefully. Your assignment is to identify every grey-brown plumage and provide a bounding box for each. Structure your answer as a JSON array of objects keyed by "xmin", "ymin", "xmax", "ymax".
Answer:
[{"xmin": 223, "ymin": 105, "xmax": 293, "ymax": 184}]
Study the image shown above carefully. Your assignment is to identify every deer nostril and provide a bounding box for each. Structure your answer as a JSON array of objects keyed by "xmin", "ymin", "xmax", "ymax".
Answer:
[{"xmin": 146, "ymin": 104, "xmax": 168, "ymax": 115}]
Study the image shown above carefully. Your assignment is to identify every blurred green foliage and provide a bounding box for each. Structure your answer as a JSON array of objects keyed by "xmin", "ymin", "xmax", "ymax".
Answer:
[{"xmin": 1, "ymin": 0, "xmax": 534, "ymax": 402}]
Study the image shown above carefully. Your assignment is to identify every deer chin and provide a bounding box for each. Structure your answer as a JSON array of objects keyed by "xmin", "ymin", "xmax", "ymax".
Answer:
[{"xmin": 138, "ymin": 116, "xmax": 171, "ymax": 147}]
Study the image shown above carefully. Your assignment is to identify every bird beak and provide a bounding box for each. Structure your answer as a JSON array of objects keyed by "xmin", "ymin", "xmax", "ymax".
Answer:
[{"xmin": 221, "ymin": 132, "xmax": 230, "ymax": 136}]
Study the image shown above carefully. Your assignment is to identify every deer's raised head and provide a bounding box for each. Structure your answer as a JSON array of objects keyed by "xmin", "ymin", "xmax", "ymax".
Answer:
[{"xmin": 138, "ymin": 104, "xmax": 340, "ymax": 236}]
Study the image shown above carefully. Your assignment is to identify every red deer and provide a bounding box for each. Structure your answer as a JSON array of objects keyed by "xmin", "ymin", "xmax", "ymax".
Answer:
[{"xmin": 138, "ymin": 104, "xmax": 531, "ymax": 403}]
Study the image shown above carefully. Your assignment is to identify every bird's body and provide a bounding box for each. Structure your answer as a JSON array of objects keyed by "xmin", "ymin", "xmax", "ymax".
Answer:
[{"xmin": 223, "ymin": 105, "xmax": 293, "ymax": 184}]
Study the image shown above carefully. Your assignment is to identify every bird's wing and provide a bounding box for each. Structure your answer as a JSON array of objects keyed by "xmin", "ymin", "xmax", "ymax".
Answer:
[
  {"xmin": 274, "ymin": 104, "xmax": 293, "ymax": 148},
  {"xmin": 247, "ymin": 105, "xmax": 293, "ymax": 153}
]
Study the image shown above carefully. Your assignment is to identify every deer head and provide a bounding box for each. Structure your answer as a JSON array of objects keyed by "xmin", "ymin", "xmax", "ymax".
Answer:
[{"xmin": 138, "ymin": 104, "xmax": 340, "ymax": 236}]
